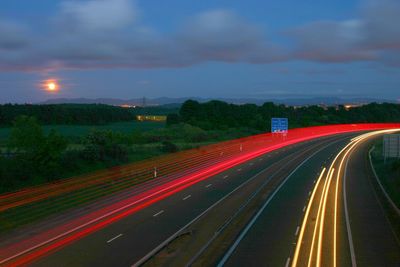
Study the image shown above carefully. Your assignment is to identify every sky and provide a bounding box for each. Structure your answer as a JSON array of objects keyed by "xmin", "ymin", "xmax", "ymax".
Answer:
[{"xmin": 0, "ymin": 0, "xmax": 399, "ymax": 103}]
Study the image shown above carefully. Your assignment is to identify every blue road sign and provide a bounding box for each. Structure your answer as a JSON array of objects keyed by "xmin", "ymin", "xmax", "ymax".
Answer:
[{"xmin": 271, "ymin": 118, "xmax": 288, "ymax": 133}]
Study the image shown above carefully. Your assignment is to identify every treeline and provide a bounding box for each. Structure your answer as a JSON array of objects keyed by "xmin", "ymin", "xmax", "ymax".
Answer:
[
  {"xmin": 0, "ymin": 104, "xmax": 135, "ymax": 126},
  {"xmin": 170, "ymin": 100, "xmax": 400, "ymax": 130},
  {"xmin": 131, "ymin": 104, "xmax": 180, "ymax": 116}
]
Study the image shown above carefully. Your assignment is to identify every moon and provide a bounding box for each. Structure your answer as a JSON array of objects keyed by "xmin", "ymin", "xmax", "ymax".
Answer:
[
  {"xmin": 48, "ymin": 82, "xmax": 56, "ymax": 91},
  {"xmin": 44, "ymin": 80, "xmax": 59, "ymax": 92}
]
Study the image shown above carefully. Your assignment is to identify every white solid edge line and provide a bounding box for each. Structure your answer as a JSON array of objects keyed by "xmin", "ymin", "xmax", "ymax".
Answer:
[
  {"xmin": 217, "ymin": 143, "xmax": 328, "ymax": 267},
  {"xmin": 343, "ymin": 150, "xmax": 357, "ymax": 267},
  {"xmin": 368, "ymin": 147, "xmax": 400, "ymax": 216}
]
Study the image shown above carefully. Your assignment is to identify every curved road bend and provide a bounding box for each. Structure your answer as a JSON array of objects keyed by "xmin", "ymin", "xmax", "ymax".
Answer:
[
  {"xmin": 345, "ymin": 138, "xmax": 400, "ymax": 266},
  {"xmin": 219, "ymin": 134, "xmax": 351, "ymax": 267},
  {"xmin": 222, "ymin": 131, "xmax": 400, "ymax": 267}
]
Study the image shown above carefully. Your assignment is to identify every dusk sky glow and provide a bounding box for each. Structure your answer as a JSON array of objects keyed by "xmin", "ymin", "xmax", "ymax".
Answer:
[{"xmin": 0, "ymin": 0, "xmax": 399, "ymax": 103}]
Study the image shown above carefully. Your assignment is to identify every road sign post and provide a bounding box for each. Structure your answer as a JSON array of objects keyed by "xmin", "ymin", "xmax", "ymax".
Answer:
[
  {"xmin": 271, "ymin": 118, "xmax": 288, "ymax": 133},
  {"xmin": 383, "ymin": 134, "xmax": 400, "ymax": 163}
]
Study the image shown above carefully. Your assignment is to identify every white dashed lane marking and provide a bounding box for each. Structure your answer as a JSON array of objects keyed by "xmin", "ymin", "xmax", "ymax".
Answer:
[
  {"xmin": 295, "ymin": 226, "xmax": 300, "ymax": 236},
  {"xmin": 153, "ymin": 210, "xmax": 164, "ymax": 217},
  {"xmin": 107, "ymin": 234, "xmax": 123, "ymax": 243}
]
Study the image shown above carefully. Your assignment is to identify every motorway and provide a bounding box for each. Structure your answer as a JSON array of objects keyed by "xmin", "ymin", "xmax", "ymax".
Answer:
[
  {"xmin": 31, "ymin": 133, "xmax": 352, "ymax": 266},
  {"xmin": 1, "ymin": 129, "xmax": 399, "ymax": 266}
]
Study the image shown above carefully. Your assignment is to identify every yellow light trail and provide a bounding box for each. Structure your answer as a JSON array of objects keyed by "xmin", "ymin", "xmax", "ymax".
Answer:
[
  {"xmin": 307, "ymin": 168, "xmax": 331, "ymax": 267},
  {"xmin": 316, "ymin": 168, "xmax": 334, "ymax": 267},
  {"xmin": 305, "ymin": 140, "xmax": 355, "ymax": 267},
  {"xmin": 291, "ymin": 167, "xmax": 326, "ymax": 267},
  {"xmin": 292, "ymin": 128, "xmax": 400, "ymax": 267},
  {"xmin": 333, "ymin": 166, "xmax": 340, "ymax": 267}
]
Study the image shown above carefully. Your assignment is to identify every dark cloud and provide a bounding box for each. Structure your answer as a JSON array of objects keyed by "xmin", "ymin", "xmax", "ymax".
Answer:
[
  {"xmin": 0, "ymin": 20, "xmax": 30, "ymax": 50},
  {"xmin": 58, "ymin": 0, "xmax": 137, "ymax": 32},
  {"xmin": 0, "ymin": 0, "xmax": 399, "ymax": 72},
  {"xmin": 287, "ymin": 0, "xmax": 400, "ymax": 65},
  {"xmin": 178, "ymin": 10, "xmax": 277, "ymax": 62},
  {"xmin": 287, "ymin": 20, "xmax": 376, "ymax": 62},
  {"xmin": 363, "ymin": 0, "xmax": 400, "ymax": 50}
]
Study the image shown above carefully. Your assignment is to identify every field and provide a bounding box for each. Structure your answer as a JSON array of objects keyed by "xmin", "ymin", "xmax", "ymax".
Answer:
[{"xmin": 0, "ymin": 121, "xmax": 165, "ymax": 145}]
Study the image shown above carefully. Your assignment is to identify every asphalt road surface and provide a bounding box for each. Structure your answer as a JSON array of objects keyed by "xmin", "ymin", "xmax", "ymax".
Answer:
[{"xmin": 345, "ymin": 139, "xmax": 400, "ymax": 266}]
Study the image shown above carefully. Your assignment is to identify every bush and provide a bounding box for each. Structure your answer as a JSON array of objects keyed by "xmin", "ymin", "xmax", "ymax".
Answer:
[
  {"xmin": 391, "ymin": 159, "xmax": 400, "ymax": 172},
  {"xmin": 160, "ymin": 141, "xmax": 179, "ymax": 153},
  {"xmin": 81, "ymin": 130, "xmax": 129, "ymax": 163},
  {"xmin": 166, "ymin": 114, "xmax": 181, "ymax": 126}
]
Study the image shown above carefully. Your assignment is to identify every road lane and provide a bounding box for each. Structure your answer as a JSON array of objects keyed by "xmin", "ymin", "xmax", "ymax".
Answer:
[{"xmin": 346, "ymin": 138, "xmax": 400, "ymax": 266}]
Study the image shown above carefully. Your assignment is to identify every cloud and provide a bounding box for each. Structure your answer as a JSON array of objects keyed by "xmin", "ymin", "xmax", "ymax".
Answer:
[
  {"xmin": 287, "ymin": 20, "xmax": 376, "ymax": 62},
  {"xmin": 286, "ymin": 0, "xmax": 400, "ymax": 65},
  {"xmin": 0, "ymin": 2, "xmax": 281, "ymax": 71},
  {"xmin": 0, "ymin": 20, "xmax": 30, "ymax": 50},
  {"xmin": 179, "ymin": 10, "xmax": 262, "ymax": 61},
  {"xmin": 58, "ymin": 0, "xmax": 137, "ymax": 32},
  {"xmin": 0, "ymin": 19, "xmax": 40, "ymax": 71},
  {"xmin": 0, "ymin": 0, "xmax": 399, "ymax": 72},
  {"xmin": 362, "ymin": 0, "xmax": 400, "ymax": 50}
]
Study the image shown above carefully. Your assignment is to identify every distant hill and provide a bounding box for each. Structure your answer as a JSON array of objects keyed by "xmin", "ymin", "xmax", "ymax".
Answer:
[{"xmin": 39, "ymin": 96, "xmax": 397, "ymax": 106}]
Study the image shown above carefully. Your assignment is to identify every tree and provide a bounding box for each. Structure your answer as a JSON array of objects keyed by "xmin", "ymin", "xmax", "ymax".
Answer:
[
  {"xmin": 6, "ymin": 116, "xmax": 68, "ymax": 182},
  {"xmin": 160, "ymin": 141, "xmax": 179, "ymax": 153},
  {"xmin": 166, "ymin": 113, "xmax": 181, "ymax": 126},
  {"xmin": 36, "ymin": 130, "xmax": 68, "ymax": 180},
  {"xmin": 8, "ymin": 116, "xmax": 44, "ymax": 153},
  {"xmin": 0, "ymin": 104, "xmax": 136, "ymax": 126},
  {"xmin": 180, "ymin": 100, "xmax": 201, "ymax": 123},
  {"xmin": 82, "ymin": 130, "xmax": 128, "ymax": 162}
]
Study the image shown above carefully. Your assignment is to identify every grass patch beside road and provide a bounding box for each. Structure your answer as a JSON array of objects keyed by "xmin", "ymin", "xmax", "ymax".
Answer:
[
  {"xmin": 370, "ymin": 139, "xmax": 400, "ymax": 208},
  {"xmin": 0, "ymin": 121, "xmax": 164, "ymax": 145}
]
